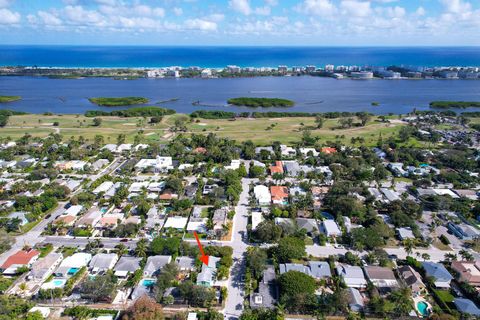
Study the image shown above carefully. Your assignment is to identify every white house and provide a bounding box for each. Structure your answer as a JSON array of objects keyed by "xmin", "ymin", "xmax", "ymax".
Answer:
[
  {"xmin": 336, "ymin": 264, "xmax": 367, "ymax": 288},
  {"xmin": 320, "ymin": 220, "xmax": 342, "ymax": 237},
  {"xmin": 135, "ymin": 156, "xmax": 174, "ymax": 173},
  {"xmin": 254, "ymin": 185, "xmax": 271, "ymax": 206}
]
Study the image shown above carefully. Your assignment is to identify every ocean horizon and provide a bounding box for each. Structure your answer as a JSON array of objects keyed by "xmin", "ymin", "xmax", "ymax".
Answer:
[{"xmin": 1, "ymin": 45, "xmax": 480, "ymax": 68}]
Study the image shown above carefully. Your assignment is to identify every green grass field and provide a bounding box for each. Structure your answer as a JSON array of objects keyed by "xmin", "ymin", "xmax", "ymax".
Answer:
[{"xmin": 0, "ymin": 113, "xmax": 420, "ymax": 147}]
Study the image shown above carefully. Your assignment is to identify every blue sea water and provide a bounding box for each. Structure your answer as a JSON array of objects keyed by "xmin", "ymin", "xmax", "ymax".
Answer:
[{"xmin": 1, "ymin": 46, "xmax": 480, "ymax": 68}]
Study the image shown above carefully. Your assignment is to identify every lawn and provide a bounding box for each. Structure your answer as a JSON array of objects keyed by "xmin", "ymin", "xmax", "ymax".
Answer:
[
  {"xmin": 434, "ymin": 289, "xmax": 454, "ymax": 303},
  {"xmin": 1, "ymin": 113, "xmax": 422, "ymax": 147}
]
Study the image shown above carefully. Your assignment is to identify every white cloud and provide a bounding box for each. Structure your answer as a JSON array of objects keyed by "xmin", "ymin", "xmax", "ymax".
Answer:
[
  {"xmin": 296, "ymin": 0, "xmax": 336, "ymax": 16},
  {"xmin": 415, "ymin": 6, "xmax": 426, "ymax": 16},
  {"xmin": 229, "ymin": 0, "xmax": 252, "ymax": 15},
  {"xmin": 0, "ymin": 0, "xmax": 13, "ymax": 8},
  {"xmin": 173, "ymin": 7, "xmax": 183, "ymax": 16},
  {"xmin": 255, "ymin": 6, "xmax": 271, "ymax": 15},
  {"xmin": 184, "ymin": 19, "xmax": 217, "ymax": 31},
  {"xmin": 0, "ymin": 8, "xmax": 20, "ymax": 24},
  {"xmin": 340, "ymin": 1, "xmax": 371, "ymax": 17},
  {"xmin": 207, "ymin": 13, "xmax": 225, "ymax": 22},
  {"xmin": 38, "ymin": 10, "xmax": 63, "ymax": 26},
  {"xmin": 440, "ymin": 0, "xmax": 471, "ymax": 14}
]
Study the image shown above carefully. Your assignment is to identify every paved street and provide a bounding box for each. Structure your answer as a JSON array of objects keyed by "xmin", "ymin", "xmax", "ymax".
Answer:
[
  {"xmin": 223, "ymin": 178, "xmax": 250, "ymax": 319},
  {"xmin": 42, "ymin": 236, "xmax": 138, "ymax": 249},
  {"xmin": 306, "ymin": 244, "xmax": 456, "ymax": 262}
]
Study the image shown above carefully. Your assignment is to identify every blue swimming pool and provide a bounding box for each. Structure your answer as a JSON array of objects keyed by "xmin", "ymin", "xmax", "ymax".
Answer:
[
  {"xmin": 417, "ymin": 301, "xmax": 430, "ymax": 316},
  {"xmin": 67, "ymin": 267, "xmax": 79, "ymax": 275},
  {"xmin": 142, "ymin": 279, "xmax": 156, "ymax": 287}
]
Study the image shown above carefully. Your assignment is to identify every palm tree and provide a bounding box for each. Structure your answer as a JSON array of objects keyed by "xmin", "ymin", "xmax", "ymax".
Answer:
[
  {"xmin": 444, "ymin": 252, "xmax": 458, "ymax": 262},
  {"xmin": 115, "ymin": 244, "xmax": 128, "ymax": 257},
  {"xmin": 421, "ymin": 253, "xmax": 430, "ymax": 261},
  {"xmin": 403, "ymin": 239, "xmax": 415, "ymax": 256},
  {"xmin": 459, "ymin": 249, "xmax": 474, "ymax": 261},
  {"xmin": 135, "ymin": 239, "xmax": 147, "ymax": 258}
]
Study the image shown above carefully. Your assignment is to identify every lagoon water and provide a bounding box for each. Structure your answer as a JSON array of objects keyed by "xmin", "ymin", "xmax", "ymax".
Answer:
[{"xmin": 1, "ymin": 76, "xmax": 480, "ymax": 115}]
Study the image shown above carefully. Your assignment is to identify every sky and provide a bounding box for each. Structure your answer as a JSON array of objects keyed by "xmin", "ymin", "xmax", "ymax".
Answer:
[{"xmin": 0, "ymin": 0, "xmax": 479, "ymax": 46}]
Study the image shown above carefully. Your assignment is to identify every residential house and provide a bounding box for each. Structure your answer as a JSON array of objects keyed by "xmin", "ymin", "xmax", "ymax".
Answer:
[
  {"xmin": 269, "ymin": 161, "xmax": 284, "ymax": 175},
  {"xmin": 75, "ymin": 210, "xmax": 102, "ymax": 228},
  {"xmin": 1, "ymin": 249, "xmax": 40, "ymax": 275},
  {"xmin": 91, "ymin": 159, "xmax": 109, "ymax": 172},
  {"xmin": 308, "ymin": 261, "xmax": 332, "ymax": 280},
  {"xmin": 187, "ymin": 218, "xmax": 208, "ymax": 234},
  {"xmin": 299, "ymin": 148, "xmax": 319, "ymax": 157},
  {"xmin": 380, "ymin": 188, "xmax": 401, "ymax": 202},
  {"xmin": 364, "ymin": 266, "xmax": 398, "ymax": 289},
  {"xmin": 175, "ymin": 257, "xmax": 196, "ymax": 273},
  {"xmin": 320, "ymin": 220, "xmax": 342, "ymax": 237},
  {"xmin": 212, "ymin": 208, "xmax": 228, "ymax": 232},
  {"xmin": 64, "ymin": 205, "xmax": 84, "ymax": 217},
  {"xmin": 29, "ymin": 253, "xmax": 63, "ymax": 281},
  {"xmin": 296, "ymin": 218, "xmax": 318, "ymax": 235},
  {"xmin": 164, "ymin": 216, "xmax": 188, "ymax": 230},
  {"xmin": 114, "ymin": 256, "xmax": 142, "ymax": 278},
  {"xmin": 448, "ymin": 222, "xmax": 480, "ymax": 240},
  {"xmin": 454, "ymin": 189, "xmax": 479, "ymax": 201},
  {"xmin": 251, "ymin": 211, "xmax": 264, "ymax": 231},
  {"xmin": 388, "ymin": 163, "xmax": 407, "ymax": 177},
  {"xmin": 336, "ymin": 264, "xmax": 367, "ymax": 288},
  {"xmin": 348, "ymin": 288, "xmax": 365, "ymax": 312},
  {"xmin": 254, "ymin": 185, "xmax": 271, "ymax": 206},
  {"xmin": 7, "ymin": 211, "xmax": 28, "ymax": 226},
  {"xmin": 197, "ymin": 256, "xmax": 220, "ymax": 287},
  {"xmin": 397, "ymin": 227, "xmax": 416, "ymax": 240},
  {"xmin": 135, "ymin": 156, "xmax": 174, "ymax": 173},
  {"xmin": 454, "ymin": 298, "xmax": 480, "ymax": 316},
  {"xmin": 270, "ymin": 186, "xmax": 288, "ymax": 205},
  {"xmin": 280, "ymin": 145, "xmax": 296, "ymax": 157},
  {"xmin": 321, "ymin": 147, "xmax": 337, "ymax": 154},
  {"xmin": 144, "ymin": 256, "xmax": 172, "ymax": 277},
  {"xmin": 89, "ymin": 253, "xmax": 119, "ymax": 275},
  {"xmin": 422, "ymin": 262, "xmax": 453, "ymax": 288},
  {"xmin": 54, "ymin": 253, "xmax": 92, "ymax": 277},
  {"xmin": 311, "ymin": 186, "xmax": 329, "ymax": 209},
  {"xmin": 397, "ymin": 265, "xmax": 425, "ymax": 296},
  {"xmin": 250, "ymin": 266, "xmax": 277, "ymax": 309},
  {"xmin": 451, "ymin": 261, "xmax": 480, "ymax": 287},
  {"xmin": 225, "ymin": 160, "xmax": 241, "ymax": 170},
  {"xmin": 93, "ymin": 181, "xmax": 114, "ymax": 195}
]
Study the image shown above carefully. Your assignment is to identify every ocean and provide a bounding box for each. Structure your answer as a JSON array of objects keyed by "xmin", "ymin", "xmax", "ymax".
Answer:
[{"xmin": 1, "ymin": 46, "xmax": 480, "ymax": 68}]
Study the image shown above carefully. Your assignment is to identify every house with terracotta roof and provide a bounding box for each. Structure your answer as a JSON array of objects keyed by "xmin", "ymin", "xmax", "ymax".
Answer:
[
  {"xmin": 270, "ymin": 186, "xmax": 288, "ymax": 205},
  {"xmin": 269, "ymin": 161, "xmax": 284, "ymax": 175},
  {"xmin": 321, "ymin": 147, "xmax": 337, "ymax": 154},
  {"xmin": 193, "ymin": 147, "xmax": 207, "ymax": 154},
  {"xmin": 451, "ymin": 261, "xmax": 480, "ymax": 287},
  {"xmin": 54, "ymin": 215, "xmax": 77, "ymax": 226},
  {"xmin": 1, "ymin": 249, "xmax": 40, "ymax": 275},
  {"xmin": 98, "ymin": 214, "xmax": 123, "ymax": 229}
]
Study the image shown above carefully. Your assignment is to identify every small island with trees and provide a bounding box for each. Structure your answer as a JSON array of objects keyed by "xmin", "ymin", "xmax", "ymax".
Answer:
[
  {"xmin": 430, "ymin": 101, "xmax": 480, "ymax": 109},
  {"xmin": 88, "ymin": 96, "xmax": 149, "ymax": 107},
  {"xmin": 227, "ymin": 97, "xmax": 295, "ymax": 108},
  {"xmin": 0, "ymin": 96, "xmax": 21, "ymax": 103}
]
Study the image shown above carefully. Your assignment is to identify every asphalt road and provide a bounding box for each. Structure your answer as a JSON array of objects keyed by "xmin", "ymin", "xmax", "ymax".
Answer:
[{"xmin": 223, "ymin": 178, "xmax": 250, "ymax": 319}]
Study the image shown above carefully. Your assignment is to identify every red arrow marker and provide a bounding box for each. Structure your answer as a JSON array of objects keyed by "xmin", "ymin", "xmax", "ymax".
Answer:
[{"xmin": 194, "ymin": 231, "xmax": 209, "ymax": 266}]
